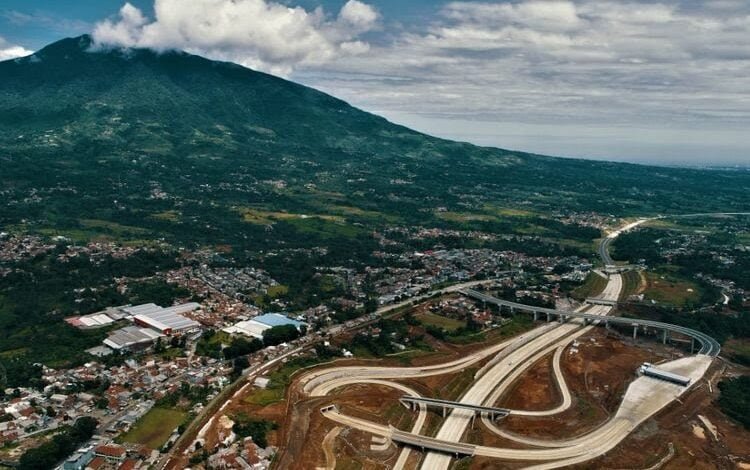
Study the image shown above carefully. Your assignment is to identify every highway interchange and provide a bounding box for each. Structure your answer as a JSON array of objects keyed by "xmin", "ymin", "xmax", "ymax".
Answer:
[{"xmin": 303, "ymin": 218, "xmax": 722, "ymax": 469}]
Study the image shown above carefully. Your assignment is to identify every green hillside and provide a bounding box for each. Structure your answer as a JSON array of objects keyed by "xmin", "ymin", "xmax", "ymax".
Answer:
[
  {"xmin": 0, "ymin": 35, "xmax": 748, "ymax": 252},
  {"xmin": 1, "ymin": 35, "xmax": 749, "ymax": 387}
]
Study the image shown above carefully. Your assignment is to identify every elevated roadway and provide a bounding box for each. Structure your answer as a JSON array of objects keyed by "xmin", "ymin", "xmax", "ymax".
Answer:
[
  {"xmin": 391, "ymin": 426, "xmax": 476, "ymax": 457},
  {"xmin": 309, "ymin": 217, "xmax": 722, "ymax": 470},
  {"xmin": 461, "ymin": 289, "xmax": 720, "ymax": 356},
  {"xmin": 400, "ymin": 396, "xmax": 510, "ymax": 420}
]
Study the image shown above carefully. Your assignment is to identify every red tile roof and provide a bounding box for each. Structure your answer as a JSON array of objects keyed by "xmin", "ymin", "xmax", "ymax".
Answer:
[
  {"xmin": 95, "ymin": 444, "xmax": 126, "ymax": 458},
  {"xmin": 118, "ymin": 459, "xmax": 138, "ymax": 470},
  {"xmin": 87, "ymin": 456, "xmax": 106, "ymax": 470}
]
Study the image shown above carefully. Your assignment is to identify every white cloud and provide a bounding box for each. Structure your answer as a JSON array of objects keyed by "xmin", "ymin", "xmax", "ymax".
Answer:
[
  {"xmin": 338, "ymin": 0, "xmax": 380, "ymax": 33},
  {"xmin": 93, "ymin": 0, "xmax": 378, "ymax": 75},
  {"xmin": 444, "ymin": 1, "xmax": 583, "ymax": 32},
  {"xmin": 86, "ymin": 0, "xmax": 750, "ymax": 162},
  {"xmin": 293, "ymin": 0, "xmax": 750, "ymax": 163},
  {"xmin": 0, "ymin": 37, "xmax": 32, "ymax": 61}
]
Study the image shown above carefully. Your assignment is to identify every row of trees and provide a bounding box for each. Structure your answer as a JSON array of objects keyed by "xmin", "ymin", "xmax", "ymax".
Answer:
[
  {"xmin": 232, "ymin": 413, "xmax": 278, "ymax": 448},
  {"xmin": 18, "ymin": 417, "xmax": 98, "ymax": 470},
  {"xmin": 718, "ymin": 376, "xmax": 749, "ymax": 429},
  {"xmin": 621, "ymin": 304, "xmax": 750, "ymax": 346},
  {"xmin": 222, "ymin": 324, "xmax": 306, "ymax": 361}
]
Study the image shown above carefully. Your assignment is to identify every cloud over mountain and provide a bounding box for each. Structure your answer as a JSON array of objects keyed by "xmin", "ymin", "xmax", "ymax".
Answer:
[
  {"xmin": 80, "ymin": 0, "xmax": 750, "ymax": 162},
  {"xmin": 0, "ymin": 36, "xmax": 32, "ymax": 61},
  {"xmin": 93, "ymin": 0, "xmax": 379, "ymax": 75},
  {"xmin": 296, "ymin": 0, "xmax": 750, "ymax": 162}
]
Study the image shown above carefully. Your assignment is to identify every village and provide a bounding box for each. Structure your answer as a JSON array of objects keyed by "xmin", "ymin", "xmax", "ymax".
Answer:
[{"xmin": 1, "ymin": 215, "xmax": 749, "ymax": 469}]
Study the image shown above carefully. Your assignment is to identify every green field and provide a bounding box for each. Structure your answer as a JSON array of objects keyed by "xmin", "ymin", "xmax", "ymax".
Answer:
[
  {"xmin": 244, "ymin": 356, "xmax": 324, "ymax": 406},
  {"xmin": 415, "ymin": 312, "xmax": 466, "ymax": 332},
  {"xmin": 119, "ymin": 407, "xmax": 186, "ymax": 450},
  {"xmin": 643, "ymin": 272, "xmax": 701, "ymax": 307}
]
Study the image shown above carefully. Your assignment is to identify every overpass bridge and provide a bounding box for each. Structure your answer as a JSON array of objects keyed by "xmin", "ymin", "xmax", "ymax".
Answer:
[
  {"xmin": 390, "ymin": 426, "xmax": 476, "ymax": 457},
  {"xmin": 585, "ymin": 298, "xmax": 618, "ymax": 307},
  {"xmin": 400, "ymin": 395, "xmax": 510, "ymax": 421},
  {"xmin": 460, "ymin": 289, "xmax": 720, "ymax": 357}
]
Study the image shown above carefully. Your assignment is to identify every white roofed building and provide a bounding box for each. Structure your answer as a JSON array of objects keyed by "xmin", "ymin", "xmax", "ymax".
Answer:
[{"xmin": 101, "ymin": 302, "xmax": 202, "ymax": 351}]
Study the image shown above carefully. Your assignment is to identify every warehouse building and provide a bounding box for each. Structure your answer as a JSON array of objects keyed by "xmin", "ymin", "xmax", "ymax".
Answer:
[
  {"xmin": 104, "ymin": 326, "xmax": 162, "ymax": 351},
  {"xmin": 130, "ymin": 303, "xmax": 201, "ymax": 335},
  {"xmin": 222, "ymin": 320, "xmax": 271, "ymax": 339},
  {"xmin": 223, "ymin": 313, "xmax": 306, "ymax": 339},
  {"xmin": 102, "ymin": 302, "xmax": 202, "ymax": 351},
  {"xmin": 253, "ymin": 313, "xmax": 305, "ymax": 330}
]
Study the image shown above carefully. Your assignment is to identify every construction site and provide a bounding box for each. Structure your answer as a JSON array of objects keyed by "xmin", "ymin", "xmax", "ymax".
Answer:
[{"xmin": 180, "ymin": 220, "xmax": 750, "ymax": 470}]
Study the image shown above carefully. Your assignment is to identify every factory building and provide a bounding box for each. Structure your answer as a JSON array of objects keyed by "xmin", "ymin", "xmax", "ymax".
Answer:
[
  {"xmin": 129, "ymin": 303, "xmax": 201, "ymax": 335},
  {"xmin": 103, "ymin": 326, "xmax": 162, "ymax": 351},
  {"xmin": 102, "ymin": 302, "xmax": 202, "ymax": 351},
  {"xmin": 223, "ymin": 313, "xmax": 306, "ymax": 339}
]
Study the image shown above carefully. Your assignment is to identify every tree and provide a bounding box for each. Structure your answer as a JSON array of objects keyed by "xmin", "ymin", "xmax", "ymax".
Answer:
[
  {"xmin": 262, "ymin": 325, "xmax": 302, "ymax": 347},
  {"xmin": 18, "ymin": 416, "xmax": 98, "ymax": 470},
  {"xmin": 233, "ymin": 357, "xmax": 249, "ymax": 374},
  {"xmin": 223, "ymin": 337, "xmax": 263, "ymax": 360},
  {"xmin": 717, "ymin": 376, "xmax": 750, "ymax": 429},
  {"xmin": 232, "ymin": 414, "xmax": 278, "ymax": 448}
]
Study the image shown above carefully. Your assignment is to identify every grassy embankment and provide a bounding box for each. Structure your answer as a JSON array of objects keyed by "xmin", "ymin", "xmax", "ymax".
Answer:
[
  {"xmin": 619, "ymin": 270, "xmax": 644, "ymax": 301},
  {"xmin": 572, "ymin": 272, "xmax": 608, "ymax": 300}
]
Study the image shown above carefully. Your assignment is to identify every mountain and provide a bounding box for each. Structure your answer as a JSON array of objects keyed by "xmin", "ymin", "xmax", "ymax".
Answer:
[{"xmin": 0, "ymin": 35, "xmax": 748, "ymax": 251}]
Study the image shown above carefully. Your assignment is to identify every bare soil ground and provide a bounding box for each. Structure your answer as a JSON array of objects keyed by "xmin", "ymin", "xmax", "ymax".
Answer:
[
  {"xmin": 495, "ymin": 329, "xmax": 661, "ymax": 440},
  {"xmin": 265, "ymin": 323, "xmax": 747, "ymax": 470},
  {"xmin": 499, "ymin": 353, "xmax": 560, "ymax": 411},
  {"xmin": 575, "ymin": 360, "xmax": 750, "ymax": 470},
  {"xmin": 270, "ymin": 333, "xmax": 503, "ymax": 469}
]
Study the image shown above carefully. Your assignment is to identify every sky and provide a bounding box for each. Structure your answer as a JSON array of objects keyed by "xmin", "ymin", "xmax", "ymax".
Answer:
[{"xmin": 1, "ymin": 1, "xmax": 749, "ymax": 166}]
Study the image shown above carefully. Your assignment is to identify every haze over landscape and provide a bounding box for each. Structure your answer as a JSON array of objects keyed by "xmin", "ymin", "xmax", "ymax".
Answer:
[
  {"xmin": 1, "ymin": 0, "xmax": 749, "ymax": 165},
  {"xmin": 1, "ymin": 2, "xmax": 749, "ymax": 470}
]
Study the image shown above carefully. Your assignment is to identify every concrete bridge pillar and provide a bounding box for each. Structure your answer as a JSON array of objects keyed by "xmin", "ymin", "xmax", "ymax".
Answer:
[
  {"xmin": 442, "ymin": 406, "xmax": 447, "ymax": 418},
  {"xmin": 558, "ymin": 314, "xmax": 564, "ymax": 324},
  {"xmin": 546, "ymin": 312, "xmax": 551, "ymax": 323},
  {"xmin": 662, "ymin": 329, "xmax": 668, "ymax": 344},
  {"xmin": 691, "ymin": 338, "xmax": 695, "ymax": 354},
  {"xmin": 533, "ymin": 311, "xmax": 539, "ymax": 322},
  {"xmin": 605, "ymin": 320, "xmax": 611, "ymax": 330},
  {"xmin": 632, "ymin": 324, "xmax": 638, "ymax": 341}
]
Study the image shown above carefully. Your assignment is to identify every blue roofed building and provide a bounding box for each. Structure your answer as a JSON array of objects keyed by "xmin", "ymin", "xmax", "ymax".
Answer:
[
  {"xmin": 253, "ymin": 313, "xmax": 305, "ymax": 330},
  {"xmin": 222, "ymin": 313, "xmax": 306, "ymax": 339}
]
